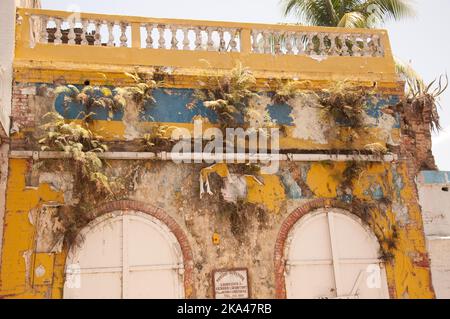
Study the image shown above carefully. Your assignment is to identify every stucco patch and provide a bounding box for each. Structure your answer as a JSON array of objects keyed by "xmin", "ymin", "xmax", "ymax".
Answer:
[{"xmin": 288, "ymin": 95, "xmax": 328, "ymax": 144}]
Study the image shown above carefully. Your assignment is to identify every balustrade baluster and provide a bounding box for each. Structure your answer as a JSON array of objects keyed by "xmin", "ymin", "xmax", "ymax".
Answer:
[
  {"xmin": 94, "ymin": 20, "xmax": 102, "ymax": 46},
  {"xmin": 273, "ymin": 31, "xmax": 281, "ymax": 54},
  {"xmin": 144, "ymin": 24, "xmax": 154, "ymax": 48},
  {"xmin": 306, "ymin": 33, "xmax": 315, "ymax": 55},
  {"xmin": 360, "ymin": 35, "xmax": 369, "ymax": 56},
  {"xmin": 194, "ymin": 27, "xmax": 202, "ymax": 50},
  {"xmin": 158, "ymin": 25, "xmax": 166, "ymax": 49},
  {"xmin": 263, "ymin": 31, "xmax": 270, "ymax": 54},
  {"xmin": 295, "ymin": 32, "xmax": 304, "ymax": 55},
  {"xmin": 81, "ymin": 20, "xmax": 89, "ymax": 45},
  {"xmin": 119, "ymin": 22, "xmax": 128, "ymax": 47},
  {"xmin": 67, "ymin": 20, "xmax": 76, "ymax": 45},
  {"xmin": 340, "ymin": 34, "xmax": 349, "ymax": 56},
  {"xmin": 206, "ymin": 27, "xmax": 214, "ymax": 51},
  {"xmin": 285, "ymin": 32, "xmax": 293, "ymax": 55},
  {"xmin": 218, "ymin": 29, "xmax": 226, "ymax": 52},
  {"xmin": 182, "ymin": 27, "xmax": 190, "ymax": 50},
  {"xmin": 251, "ymin": 30, "xmax": 259, "ymax": 53},
  {"xmin": 171, "ymin": 26, "xmax": 179, "ymax": 50},
  {"xmin": 328, "ymin": 34, "xmax": 338, "ymax": 56},
  {"xmin": 317, "ymin": 33, "xmax": 325, "ymax": 55},
  {"xmin": 229, "ymin": 29, "xmax": 238, "ymax": 52},
  {"xmin": 352, "ymin": 34, "xmax": 362, "ymax": 57},
  {"xmin": 54, "ymin": 18, "xmax": 62, "ymax": 45}
]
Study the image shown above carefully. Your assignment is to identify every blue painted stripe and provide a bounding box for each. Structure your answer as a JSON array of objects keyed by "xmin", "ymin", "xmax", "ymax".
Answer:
[{"xmin": 49, "ymin": 84, "xmax": 401, "ymax": 128}]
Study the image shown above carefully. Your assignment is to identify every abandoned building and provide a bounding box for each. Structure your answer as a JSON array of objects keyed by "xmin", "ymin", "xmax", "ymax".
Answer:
[{"xmin": 0, "ymin": 1, "xmax": 448, "ymax": 299}]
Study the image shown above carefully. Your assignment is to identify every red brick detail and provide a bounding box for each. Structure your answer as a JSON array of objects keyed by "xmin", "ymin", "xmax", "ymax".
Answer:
[
  {"xmin": 413, "ymin": 252, "xmax": 432, "ymax": 268},
  {"xmin": 273, "ymin": 199, "xmax": 398, "ymax": 299},
  {"xmin": 93, "ymin": 200, "xmax": 196, "ymax": 298},
  {"xmin": 11, "ymin": 85, "xmax": 34, "ymax": 128}
]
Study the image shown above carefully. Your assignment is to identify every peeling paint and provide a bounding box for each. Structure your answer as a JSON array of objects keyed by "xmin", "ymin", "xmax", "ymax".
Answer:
[
  {"xmin": 362, "ymin": 111, "xmax": 398, "ymax": 146},
  {"xmin": 280, "ymin": 170, "xmax": 302, "ymax": 199},
  {"xmin": 393, "ymin": 202, "xmax": 410, "ymax": 226},
  {"xmin": 38, "ymin": 173, "xmax": 74, "ymax": 205},
  {"xmin": 288, "ymin": 95, "xmax": 328, "ymax": 144},
  {"xmin": 221, "ymin": 174, "xmax": 247, "ymax": 203},
  {"xmin": 1, "ymin": 75, "xmax": 434, "ymax": 299},
  {"xmin": 245, "ymin": 174, "xmax": 285, "ymax": 214}
]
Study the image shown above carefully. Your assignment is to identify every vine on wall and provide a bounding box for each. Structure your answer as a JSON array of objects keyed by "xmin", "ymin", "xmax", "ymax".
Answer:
[
  {"xmin": 334, "ymin": 161, "xmax": 399, "ymax": 263},
  {"xmin": 37, "ymin": 112, "xmax": 120, "ymax": 244},
  {"xmin": 37, "ymin": 64, "xmax": 410, "ymax": 246},
  {"xmin": 37, "ymin": 69, "xmax": 169, "ymax": 244}
]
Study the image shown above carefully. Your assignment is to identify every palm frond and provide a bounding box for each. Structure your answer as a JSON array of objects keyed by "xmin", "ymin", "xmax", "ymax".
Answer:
[
  {"xmin": 281, "ymin": 0, "xmax": 339, "ymax": 26},
  {"xmin": 282, "ymin": 0, "xmax": 415, "ymax": 28},
  {"xmin": 364, "ymin": 0, "xmax": 416, "ymax": 22},
  {"xmin": 337, "ymin": 11, "xmax": 367, "ymax": 28}
]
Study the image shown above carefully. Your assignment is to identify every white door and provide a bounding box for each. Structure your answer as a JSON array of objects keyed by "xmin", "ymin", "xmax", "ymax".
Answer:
[
  {"xmin": 63, "ymin": 212, "xmax": 185, "ymax": 299},
  {"xmin": 285, "ymin": 209, "xmax": 389, "ymax": 299}
]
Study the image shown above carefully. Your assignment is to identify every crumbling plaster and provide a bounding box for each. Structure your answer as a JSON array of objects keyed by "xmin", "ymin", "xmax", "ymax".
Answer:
[
  {"xmin": 0, "ymin": 76, "xmax": 433, "ymax": 299},
  {"xmin": 0, "ymin": 157, "xmax": 435, "ymax": 298}
]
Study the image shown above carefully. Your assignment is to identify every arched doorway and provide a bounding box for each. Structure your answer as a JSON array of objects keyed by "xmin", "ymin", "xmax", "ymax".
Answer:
[
  {"xmin": 284, "ymin": 208, "xmax": 389, "ymax": 299},
  {"xmin": 63, "ymin": 211, "xmax": 185, "ymax": 299}
]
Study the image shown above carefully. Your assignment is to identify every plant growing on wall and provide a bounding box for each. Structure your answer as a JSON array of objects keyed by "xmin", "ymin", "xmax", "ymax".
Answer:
[
  {"xmin": 38, "ymin": 112, "xmax": 113, "ymax": 195},
  {"xmin": 140, "ymin": 125, "xmax": 178, "ymax": 152},
  {"xmin": 194, "ymin": 63, "xmax": 273, "ymax": 130},
  {"xmin": 273, "ymin": 80, "xmax": 381, "ymax": 149},
  {"xmin": 115, "ymin": 72, "xmax": 160, "ymax": 112},
  {"xmin": 53, "ymin": 69, "xmax": 179, "ymax": 152},
  {"xmin": 273, "ymin": 80, "xmax": 373, "ymax": 127},
  {"xmin": 54, "ymin": 69, "xmax": 166, "ymax": 120},
  {"xmin": 55, "ymin": 84, "xmax": 121, "ymax": 121},
  {"xmin": 37, "ymin": 112, "xmax": 121, "ymax": 244},
  {"xmin": 317, "ymin": 82, "xmax": 372, "ymax": 128},
  {"xmin": 270, "ymin": 79, "xmax": 311, "ymax": 104},
  {"xmin": 403, "ymin": 74, "xmax": 448, "ymax": 132},
  {"xmin": 38, "ymin": 68, "xmax": 176, "ymax": 243},
  {"xmin": 363, "ymin": 143, "xmax": 388, "ymax": 157}
]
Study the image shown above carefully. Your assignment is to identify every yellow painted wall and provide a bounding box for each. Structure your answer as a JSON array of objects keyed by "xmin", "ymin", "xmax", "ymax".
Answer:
[
  {"xmin": 0, "ymin": 13, "xmax": 433, "ymax": 297},
  {"xmin": 0, "ymin": 158, "xmax": 434, "ymax": 298},
  {"xmin": 0, "ymin": 159, "xmax": 65, "ymax": 298}
]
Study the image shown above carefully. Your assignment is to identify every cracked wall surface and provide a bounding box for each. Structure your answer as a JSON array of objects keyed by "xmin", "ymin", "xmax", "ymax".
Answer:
[
  {"xmin": 0, "ymin": 75, "xmax": 435, "ymax": 299},
  {"xmin": 0, "ymin": 157, "xmax": 435, "ymax": 298}
]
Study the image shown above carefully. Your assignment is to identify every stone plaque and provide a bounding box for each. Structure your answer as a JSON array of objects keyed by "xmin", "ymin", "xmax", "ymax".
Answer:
[{"xmin": 213, "ymin": 268, "xmax": 249, "ymax": 299}]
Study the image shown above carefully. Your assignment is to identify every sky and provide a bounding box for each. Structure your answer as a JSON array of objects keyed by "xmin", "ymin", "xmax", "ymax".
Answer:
[{"xmin": 41, "ymin": 0, "xmax": 450, "ymax": 170}]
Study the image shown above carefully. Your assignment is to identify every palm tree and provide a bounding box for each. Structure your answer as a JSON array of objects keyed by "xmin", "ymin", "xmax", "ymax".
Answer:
[
  {"xmin": 281, "ymin": 0, "xmax": 415, "ymax": 28},
  {"xmin": 282, "ymin": 1, "xmax": 420, "ymax": 86}
]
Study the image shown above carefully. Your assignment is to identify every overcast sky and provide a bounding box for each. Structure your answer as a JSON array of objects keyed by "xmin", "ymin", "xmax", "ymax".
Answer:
[{"xmin": 41, "ymin": 0, "xmax": 450, "ymax": 171}]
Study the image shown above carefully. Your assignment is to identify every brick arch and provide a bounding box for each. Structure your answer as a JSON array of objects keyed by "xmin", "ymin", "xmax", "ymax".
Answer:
[
  {"xmin": 273, "ymin": 198, "xmax": 394, "ymax": 299},
  {"xmin": 75, "ymin": 200, "xmax": 195, "ymax": 298}
]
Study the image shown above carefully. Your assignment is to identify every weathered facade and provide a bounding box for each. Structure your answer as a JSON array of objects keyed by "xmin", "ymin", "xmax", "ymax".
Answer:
[{"xmin": 0, "ymin": 7, "xmax": 438, "ymax": 298}]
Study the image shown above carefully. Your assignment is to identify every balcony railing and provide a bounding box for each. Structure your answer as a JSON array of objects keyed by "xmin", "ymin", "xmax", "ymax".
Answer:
[{"xmin": 15, "ymin": 8, "xmax": 397, "ymax": 81}]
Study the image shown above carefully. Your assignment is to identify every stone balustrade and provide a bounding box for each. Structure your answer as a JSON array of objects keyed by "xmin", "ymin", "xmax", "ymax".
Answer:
[
  {"xmin": 251, "ymin": 29, "xmax": 383, "ymax": 57},
  {"xmin": 28, "ymin": 13, "xmax": 384, "ymax": 57},
  {"xmin": 15, "ymin": 8, "xmax": 396, "ymax": 82},
  {"xmin": 29, "ymin": 15, "xmax": 242, "ymax": 52}
]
